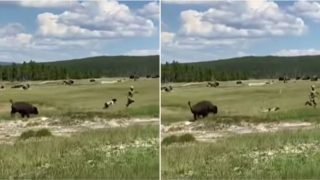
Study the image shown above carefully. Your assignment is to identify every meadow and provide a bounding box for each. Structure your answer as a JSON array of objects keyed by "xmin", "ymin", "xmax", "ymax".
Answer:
[
  {"xmin": 0, "ymin": 78, "xmax": 159, "ymax": 120},
  {"xmin": 162, "ymin": 80, "xmax": 320, "ymax": 125},
  {"xmin": 161, "ymin": 79, "xmax": 320, "ymax": 179},
  {"xmin": 0, "ymin": 78, "xmax": 159, "ymax": 179}
]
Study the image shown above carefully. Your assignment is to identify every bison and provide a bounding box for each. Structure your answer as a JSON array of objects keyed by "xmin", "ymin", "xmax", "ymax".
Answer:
[
  {"xmin": 152, "ymin": 75, "xmax": 159, "ymax": 78},
  {"xmin": 236, "ymin": 81, "xmax": 242, "ymax": 84},
  {"xmin": 207, "ymin": 82, "xmax": 219, "ymax": 87},
  {"xmin": 188, "ymin": 100, "xmax": 218, "ymax": 121},
  {"xmin": 10, "ymin": 99, "xmax": 39, "ymax": 118},
  {"xmin": 302, "ymin": 76, "xmax": 310, "ymax": 80},
  {"xmin": 63, "ymin": 80, "xmax": 74, "ymax": 85},
  {"xmin": 311, "ymin": 76, "xmax": 318, "ymax": 81},
  {"xmin": 90, "ymin": 79, "xmax": 96, "ymax": 82}
]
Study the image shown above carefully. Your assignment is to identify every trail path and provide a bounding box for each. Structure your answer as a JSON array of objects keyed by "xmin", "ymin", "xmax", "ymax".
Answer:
[
  {"xmin": 162, "ymin": 121, "xmax": 316, "ymax": 142},
  {"xmin": 0, "ymin": 117, "xmax": 158, "ymax": 144}
]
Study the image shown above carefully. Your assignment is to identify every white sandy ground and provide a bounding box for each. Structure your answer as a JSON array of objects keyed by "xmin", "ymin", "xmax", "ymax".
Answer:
[
  {"xmin": 0, "ymin": 117, "xmax": 158, "ymax": 144},
  {"xmin": 162, "ymin": 121, "xmax": 317, "ymax": 143}
]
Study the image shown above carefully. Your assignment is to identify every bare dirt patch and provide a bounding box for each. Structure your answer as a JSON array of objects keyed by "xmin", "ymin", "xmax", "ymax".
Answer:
[
  {"xmin": 162, "ymin": 121, "xmax": 316, "ymax": 143},
  {"xmin": 0, "ymin": 117, "xmax": 158, "ymax": 144}
]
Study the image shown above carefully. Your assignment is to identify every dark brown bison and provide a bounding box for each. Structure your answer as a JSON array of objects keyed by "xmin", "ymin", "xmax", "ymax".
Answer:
[
  {"xmin": 10, "ymin": 99, "xmax": 39, "ymax": 118},
  {"xmin": 296, "ymin": 76, "xmax": 301, "ymax": 80},
  {"xmin": 63, "ymin": 80, "xmax": 74, "ymax": 85},
  {"xmin": 236, "ymin": 81, "xmax": 242, "ymax": 84},
  {"xmin": 311, "ymin": 76, "xmax": 318, "ymax": 81},
  {"xmin": 302, "ymin": 76, "xmax": 310, "ymax": 80},
  {"xmin": 207, "ymin": 82, "xmax": 219, "ymax": 87},
  {"xmin": 152, "ymin": 75, "xmax": 159, "ymax": 78},
  {"xmin": 90, "ymin": 79, "xmax": 96, "ymax": 82},
  {"xmin": 188, "ymin": 100, "xmax": 218, "ymax": 121}
]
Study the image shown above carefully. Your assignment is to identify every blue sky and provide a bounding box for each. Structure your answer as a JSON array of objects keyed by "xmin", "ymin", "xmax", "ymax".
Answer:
[
  {"xmin": 0, "ymin": 0, "xmax": 159, "ymax": 62},
  {"xmin": 162, "ymin": 0, "xmax": 320, "ymax": 62}
]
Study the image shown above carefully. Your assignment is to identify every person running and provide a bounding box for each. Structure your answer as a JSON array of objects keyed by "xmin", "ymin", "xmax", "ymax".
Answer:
[
  {"xmin": 126, "ymin": 85, "xmax": 135, "ymax": 107},
  {"xmin": 305, "ymin": 85, "xmax": 319, "ymax": 108}
]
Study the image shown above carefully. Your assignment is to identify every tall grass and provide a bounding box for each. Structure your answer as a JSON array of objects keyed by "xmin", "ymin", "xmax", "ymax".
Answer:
[{"xmin": 0, "ymin": 125, "xmax": 159, "ymax": 179}]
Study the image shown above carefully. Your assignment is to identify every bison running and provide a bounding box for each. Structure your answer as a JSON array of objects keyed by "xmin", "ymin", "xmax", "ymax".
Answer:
[{"xmin": 188, "ymin": 100, "xmax": 218, "ymax": 121}]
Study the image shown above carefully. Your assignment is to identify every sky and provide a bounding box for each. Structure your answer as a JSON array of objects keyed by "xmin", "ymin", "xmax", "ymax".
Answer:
[
  {"xmin": 0, "ymin": 0, "xmax": 159, "ymax": 63},
  {"xmin": 162, "ymin": 0, "xmax": 320, "ymax": 62}
]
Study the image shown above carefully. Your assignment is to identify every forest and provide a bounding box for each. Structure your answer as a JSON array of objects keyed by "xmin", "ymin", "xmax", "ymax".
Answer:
[
  {"xmin": 0, "ymin": 55, "xmax": 159, "ymax": 81},
  {"xmin": 162, "ymin": 55, "xmax": 320, "ymax": 82}
]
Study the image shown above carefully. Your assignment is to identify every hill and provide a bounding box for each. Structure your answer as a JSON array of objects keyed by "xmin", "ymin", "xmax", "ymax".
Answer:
[
  {"xmin": 162, "ymin": 55, "xmax": 320, "ymax": 82},
  {"xmin": 44, "ymin": 55, "xmax": 159, "ymax": 77},
  {"xmin": 0, "ymin": 55, "xmax": 159, "ymax": 81}
]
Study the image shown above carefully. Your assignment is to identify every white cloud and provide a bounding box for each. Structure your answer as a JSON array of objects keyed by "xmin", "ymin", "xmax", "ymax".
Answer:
[
  {"xmin": 288, "ymin": 0, "xmax": 320, "ymax": 22},
  {"xmin": 0, "ymin": 23, "xmax": 33, "ymax": 48},
  {"xmin": 37, "ymin": 0, "xmax": 156, "ymax": 39},
  {"xmin": 179, "ymin": 1, "xmax": 305, "ymax": 39},
  {"xmin": 274, "ymin": 49, "xmax": 320, "ymax": 57},
  {"xmin": 126, "ymin": 49, "xmax": 159, "ymax": 56},
  {"xmin": 162, "ymin": 0, "xmax": 308, "ymax": 61},
  {"xmin": 162, "ymin": 0, "xmax": 219, "ymax": 5},
  {"xmin": 138, "ymin": 1, "xmax": 159, "ymax": 21}
]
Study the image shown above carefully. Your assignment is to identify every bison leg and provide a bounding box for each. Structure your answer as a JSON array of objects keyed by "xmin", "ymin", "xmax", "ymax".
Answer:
[
  {"xmin": 20, "ymin": 113, "xmax": 25, "ymax": 118},
  {"xmin": 193, "ymin": 113, "xmax": 197, "ymax": 121}
]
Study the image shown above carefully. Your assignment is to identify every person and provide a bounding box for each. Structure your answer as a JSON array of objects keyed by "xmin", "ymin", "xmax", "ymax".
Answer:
[
  {"xmin": 306, "ymin": 85, "xmax": 319, "ymax": 108},
  {"xmin": 126, "ymin": 85, "xmax": 135, "ymax": 107}
]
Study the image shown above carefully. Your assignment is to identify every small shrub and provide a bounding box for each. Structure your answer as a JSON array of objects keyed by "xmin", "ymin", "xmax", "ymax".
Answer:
[
  {"xmin": 20, "ymin": 128, "xmax": 52, "ymax": 140},
  {"xmin": 20, "ymin": 130, "xmax": 36, "ymax": 140},
  {"xmin": 35, "ymin": 128, "xmax": 52, "ymax": 137},
  {"xmin": 162, "ymin": 133, "xmax": 196, "ymax": 146}
]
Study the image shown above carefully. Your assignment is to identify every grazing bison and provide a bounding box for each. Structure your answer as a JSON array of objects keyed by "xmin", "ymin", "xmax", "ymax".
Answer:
[
  {"xmin": 161, "ymin": 86, "xmax": 173, "ymax": 92},
  {"xmin": 302, "ymin": 76, "xmax": 310, "ymax": 80},
  {"xmin": 11, "ymin": 84, "xmax": 29, "ymax": 90},
  {"xmin": 146, "ymin": 75, "xmax": 151, "ymax": 78},
  {"xmin": 188, "ymin": 100, "xmax": 218, "ymax": 121},
  {"xmin": 296, "ymin": 76, "xmax": 301, "ymax": 80},
  {"xmin": 0, "ymin": 85, "xmax": 4, "ymax": 89},
  {"xmin": 11, "ymin": 84, "xmax": 24, "ymax": 89},
  {"xmin": 207, "ymin": 82, "xmax": 219, "ymax": 87},
  {"xmin": 10, "ymin": 99, "xmax": 38, "ymax": 118},
  {"xmin": 236, "ymin": 81, "xmax": 242, "ymax": 84},
  {"xmin": 311, "ymin": 76, "xmax": 318, "ymax": 81},
  {"xmin": 90, "ymin": 79, "xmax": 96, "ymax": 82},
  {"xmin": 63, "ymin": 80, "xmax": 74, "ymax": 85}
]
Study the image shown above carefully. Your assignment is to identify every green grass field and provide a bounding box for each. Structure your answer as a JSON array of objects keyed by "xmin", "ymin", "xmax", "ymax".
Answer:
[
  {"xmin": 162, "ymin": 80, "xmax": 320, "ymax": 125},
  {"xmin": 0, "ymin": 78, "xmax": 159, "ymax": 179},
  {"xmin": 0, "ymin": 78, "xmax": 159, "ymax": 120},
  {"xmin": 162, "ymin": 80, "xmax": 320, "ymax": 179},
  {"xmin": 0, "ymin": 125, "xmax": 159, "ymax": 179}
]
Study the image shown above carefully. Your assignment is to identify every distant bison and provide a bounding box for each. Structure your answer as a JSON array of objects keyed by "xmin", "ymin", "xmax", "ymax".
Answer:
[
  {"xmin": 152, "ymin": 75, "xmax": 159, "ymax": 78},
  {"xmin": 311, "ymin": 76, "xmax": 318, "ymax": 81},
  {"xmin": 207, "ymin": 81, "xmax": 219, "ymax": 87},
  {"xmin": 236, "ymin": 81, "xmax": 242, "ymax": 84},
  {"xmin": 90, "ymin": 79, "xmax": 95, "ymax": 82},
  {"xmin": 129, "ymin": 75, "xmax": 139, "ymax": 81},
  {"xmin": 10, "ymin": 99, "xmax": 38, "ymax": 118},
  {"xmin": 161, "ymin": 85, "xmax": 173, "ymax": 92},
  {"xmin": 296, "ymin": 76, "xmax": 301, "ymax": 80},
  {"xmin": 146, "ymin": 75, "xmax": 151, "ymax": 78},
  {"xmin": 11, "ymin": 84, "xmax": 29, "ymax": 90},
  {"xmin": 0, "ymin": 85, "xmax": 4, "ymax": 89},
  {"xmin": 63, "ymin": 80, "xmax": 74, "ymax": 85},
  {"xmin": 302, "ymin": 76, "xmax": 310, "ymax": 80},
  {"xmin": 188, "ymin": 100, "xmax": 218, "ymax": 121}
]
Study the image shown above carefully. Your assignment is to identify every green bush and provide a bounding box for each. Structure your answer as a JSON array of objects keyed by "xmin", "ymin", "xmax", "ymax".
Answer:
[
  {"xmin": 20, "ymin": 128, "xmax": 52, "ymax": 140},
  {"xmin": 162, "ymin": 133, "xmax": 196, "ymax": 146}
]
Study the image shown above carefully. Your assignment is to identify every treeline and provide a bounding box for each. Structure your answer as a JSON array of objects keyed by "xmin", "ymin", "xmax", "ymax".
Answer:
[
  {"xmin": 162, "ymin": 55, "xmax": 320, "ymax": 82},
  {"xmin": 0, "ymin": 55, "xmax": 159, "ymax": 81},
  {"xmin": 162, "ymin": 61, "xmax": 248, "ymax": 82},
  {"xmin": 0, "ymin": 61, "xmax": 101, "ymax": 81}
]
